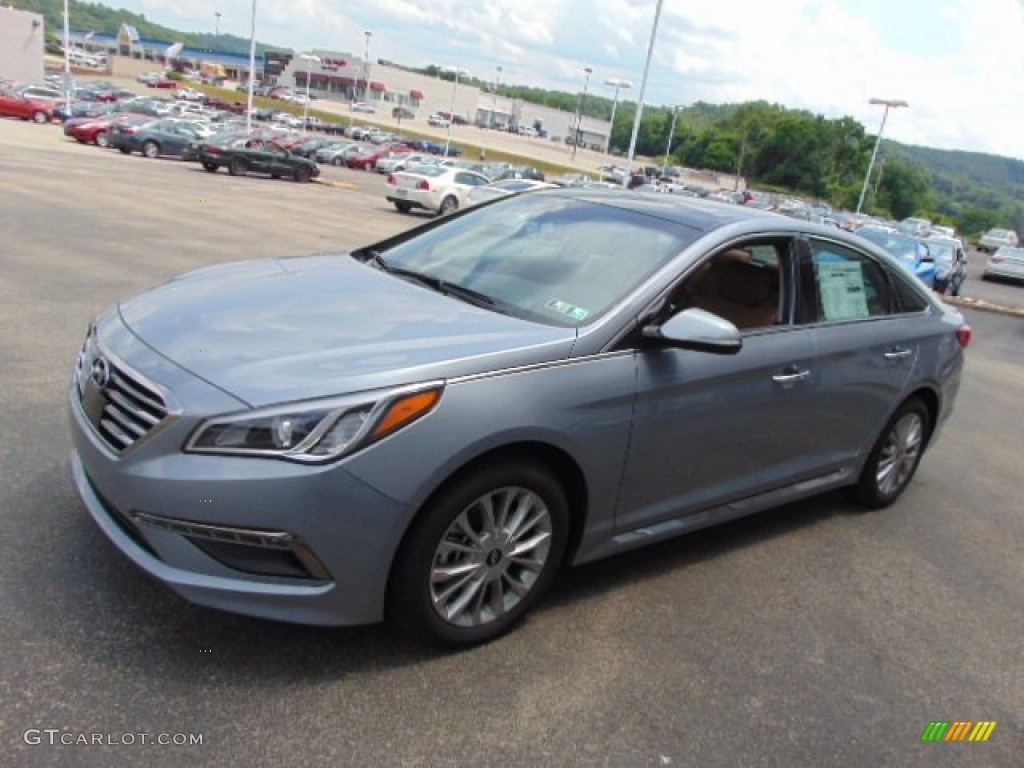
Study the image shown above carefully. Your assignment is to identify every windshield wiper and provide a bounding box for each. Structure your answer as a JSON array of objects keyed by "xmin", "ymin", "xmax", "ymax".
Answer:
[{"xmin": 365, "ymin": 251, "xmax": 494, "ymax": 306}]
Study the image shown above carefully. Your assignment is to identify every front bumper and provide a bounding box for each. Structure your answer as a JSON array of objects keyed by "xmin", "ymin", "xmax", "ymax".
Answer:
[{"xmin": 68, "ymin": 323, "xmax": 415, "ymax": 627}]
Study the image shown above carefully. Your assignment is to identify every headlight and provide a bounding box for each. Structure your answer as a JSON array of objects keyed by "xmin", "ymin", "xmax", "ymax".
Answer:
[{"xmin": 186, "ymin": 384, "xmax": 442, "ymax": 462}]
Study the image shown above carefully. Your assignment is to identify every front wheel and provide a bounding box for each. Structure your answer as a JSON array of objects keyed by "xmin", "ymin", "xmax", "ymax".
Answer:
[
  {"xmin": 293, "ymin": 166, "xmax": 312, "ymax": 183},
  {"xmin": 228, "ymin": 157, "xmax": 247, "ymax": 176},
  {"xmin": 95, "ymin": 131, "xmax": 109, "ymax": 148},
  {"xmin": 118, "ymin": 146, "xmax": 131, "ymax": 154},
  {"xmin": 388, "ymin": 460, "xmax": 569, "ymax": 647},
  {"xmin": 202, "ymin": 161, "xmax": 218, "ymax": 173},
  {"xmin": 142, "ymin": 140, "xmax": 160, "ymax": 159},
  {"xmin": 32, "ymin": 111, "xmax": 48, "ymax": 124},
  {"xmin": 848, "ymin": 398, "xmax": 930, "ymax": 508}
]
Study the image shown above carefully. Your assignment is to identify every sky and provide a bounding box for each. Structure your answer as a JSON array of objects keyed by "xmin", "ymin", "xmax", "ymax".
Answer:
[{"xmin": 108, "ymin": 0, "xmax": 1023, "ymax": 159}]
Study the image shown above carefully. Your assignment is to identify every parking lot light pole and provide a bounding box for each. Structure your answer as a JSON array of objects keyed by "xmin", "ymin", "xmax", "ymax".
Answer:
[
  {"xmin": 571, "ymin": 66, "xmax": 593, "ymax": 160},
  {"xmin": 245, "ymin": 0, "xmax": 257, "ymax": 133},
  {"xmin": 62, "ymin": 0, "xmax": 72, "ymax": 109},
  {"xmin": 490, "ymin": 65, "xmax": 503, "ymax": 128},
  {"xmin": 856, "ymin": 98, "xmax": 908, "ymax": 214},
  {"xmin": 662, "ymin": 105, "xmax": 681, "ymax": 174},
  {"xmin": 600, "ymin": 78, "xmax": 632, "ymax": 175},
  {"xmin": 444, "ymin": 66, "xmax": 468, "ymax": 157},
  {"xmin": 298, "ymin": 53, "xmax": 320, "ymax": 135},
  {"xmin": 624, "ymin": 0, "xmax": 665, "ymax": 186},
  {"xmin": 362, "ymin": 31, "xmax": 372, "ymax": 103}
]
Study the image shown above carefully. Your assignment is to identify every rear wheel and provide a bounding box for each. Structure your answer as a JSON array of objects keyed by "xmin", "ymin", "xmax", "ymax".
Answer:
[
  {"xmin": 202, "ymin": 161, "xmax": 218, "ymax": 173},
  {"xmin": 32, "ymin": 110, "xmax": 48, "ymax": 124},
  {"xmin": 293, "ymin": 166, "xmax": 312, "ymax": 183},
  {"xmin": 142, "ymin": 140, "xmax": 160, "ymax": 159},
  {"xmin": 394, "ymin": 201, "xmax": 412, "ymax": 214},
  {"xmin": 118, "ymin": 146, "xmax": 131, "ymax": 154},
  {"xmin": 332, "ymin": 156, "xmax": 343, "ymax": 166},
  {"xmin": 228, "ymin": 157, "xmax": 247, "ymax": 176},
  {"xmin": 388, "ymin": 459, "xmax": 569, "ymax": 647},
  {"xmin": 439, "ymin": 196, "xmax": 458, "ymax": 216},
  {"xmin": 848, "ymin": 397, "xmax": 930, "ymax": 508},
  {"xmin": 95, "ymin": 131, "xmax": 109, "ymax": 148}
]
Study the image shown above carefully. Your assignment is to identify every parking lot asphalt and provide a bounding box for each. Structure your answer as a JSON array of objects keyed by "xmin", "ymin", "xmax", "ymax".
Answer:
[{"xmin": 1, "ymin": 119, "xmax": 1022, "ymax": 767}]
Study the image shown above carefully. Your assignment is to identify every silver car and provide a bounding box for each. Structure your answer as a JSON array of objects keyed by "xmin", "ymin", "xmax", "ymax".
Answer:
[{"xmin": 69, "ymin": 191, "xmax": 970, "ymax": 646}]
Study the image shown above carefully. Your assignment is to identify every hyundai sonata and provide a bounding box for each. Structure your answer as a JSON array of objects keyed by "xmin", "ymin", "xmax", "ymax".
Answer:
[{"xmin": 69, "ymin": 191, "xmax": 970, "ymax": 646}]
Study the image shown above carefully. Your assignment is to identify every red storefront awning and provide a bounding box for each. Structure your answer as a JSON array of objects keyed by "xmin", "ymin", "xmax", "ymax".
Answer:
[
  {"xmin": 369, "ymin": 81, "xmax": 386, "ymax": 92},
  {"xmin": 409, "ymin": 89, "xmax": 424, "ymax": 100}
]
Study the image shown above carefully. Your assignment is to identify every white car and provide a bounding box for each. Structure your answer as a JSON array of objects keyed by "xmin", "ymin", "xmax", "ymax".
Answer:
[
  {"xmin": 136, "ymin": 72, "xmax": 163, "ymax": 85},
  {"xmin": 982, "ymin": 245, "xmax": 1024, "ymax": 283},
  {"xmin": 466, "ymin": 179, "xmax": 556, "ymax": 206},
  {"xmin": 178, "ymin": 87, "xmax": 205, "ymax": 102},
  {"xmin": 427, "ymin": 113, "xmax": 451, "ymax": 128},
  {"xmin": 385, "ymin": 166, "xmax": 491, "ymax": 215},
  {"xmin": 375, "ymin": 153, "xmax": 442, "ymax": 174},
  {"xmin": 351, "ymin": 102, "xmax": 376, "ymax": 114},
  {"xmin": 978, "ymin": 228, "xmax": 1019, "ymax": 254}
]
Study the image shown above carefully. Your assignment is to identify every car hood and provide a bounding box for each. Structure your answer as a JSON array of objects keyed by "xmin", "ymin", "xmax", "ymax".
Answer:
[{"xmin": 118, "ymin": 254, "xmax": 577, "ymax": 407}]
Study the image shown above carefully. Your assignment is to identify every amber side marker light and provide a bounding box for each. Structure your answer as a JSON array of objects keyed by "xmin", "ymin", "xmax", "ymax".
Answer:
[{"xmin": 372, "ymin": 389, "xmax": 441, "ymax": 438}]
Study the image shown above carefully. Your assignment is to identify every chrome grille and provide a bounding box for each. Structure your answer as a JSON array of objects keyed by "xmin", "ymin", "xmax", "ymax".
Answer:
[{"xmin": 75, "ymin": 327, "xmax": 169, "ymax": 453}]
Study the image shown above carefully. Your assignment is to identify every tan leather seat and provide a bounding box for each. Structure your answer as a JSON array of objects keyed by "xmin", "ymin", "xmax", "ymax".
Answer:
[{"xmin": 684, "ymin": 252, "xmax": 779, "ymax": 329}]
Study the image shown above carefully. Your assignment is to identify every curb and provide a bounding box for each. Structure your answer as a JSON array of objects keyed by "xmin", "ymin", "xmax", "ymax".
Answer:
[
  {"xmin": 943, "ymin": 295, "xmax": 1024, "ymax": 318},
  {"xmin": 316, "ymin": 179, "xmax": 359, "ymax": 190}
]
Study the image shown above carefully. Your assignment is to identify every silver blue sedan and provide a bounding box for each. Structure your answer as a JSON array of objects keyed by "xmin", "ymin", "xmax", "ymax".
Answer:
[{"xmin": 69, "ymin": 191, "xmax": 971, "ymax": 646}]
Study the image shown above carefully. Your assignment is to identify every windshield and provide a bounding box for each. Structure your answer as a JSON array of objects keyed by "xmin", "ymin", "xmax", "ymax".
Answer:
[
  {"xmin": 924, "ymin": 241, "xmax": 954, "ymax": 266},
  {"xmin": 369, "ymin": 194, "xmax": 697, "ymax": 327}
]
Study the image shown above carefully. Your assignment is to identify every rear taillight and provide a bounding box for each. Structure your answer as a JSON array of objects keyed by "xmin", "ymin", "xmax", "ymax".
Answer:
[
  {"xmin": 387, "ymin": 174, "xmax": 396, "ymax": 184},
  {"xmin": 955, "ymin": 324, "xmax": 972, "ymax": 348},
  {"xmin": 417, "ymin": 180, "xmax": 430, "ymax": 191},
  {"xmin": 204, "ymin": 146, "xmax": 220, "ymax": 154},
  {"xmin": 121, "ymin": 126, "xmax": 138, "ymax": 135}
]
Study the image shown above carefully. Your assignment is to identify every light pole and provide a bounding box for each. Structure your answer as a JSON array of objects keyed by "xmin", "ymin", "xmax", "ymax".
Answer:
[
  {"xmin": 443, "ymin": 66, "xmax": 468, "ymax": 157},
  {"xmin": 297, "ymin": 53, "xmax": 320, "ymax": 135},
  {"xmin": 600, "ymin": 78, "xmax": 632, "ymax": 174},
  {"xmin": 490, "ymin": 65, "xmax": 503, "ymax": 128},
  {"xmin": 245, "ymin": 0, "xmax": 257, "ymax": 133},
  {"xmin": 623, "ymin": 0, "xmax": 666, "ymax": 186},
  {"xmin": 856, "ymin": 98, "xmax": 908, "ymax": 214},
  {"xmin": 662, "ymin": 105, "xmax": 681, "ymax": 174},
  {"xmin": 62, "ymin": 0, "xmax": 72, "ymax": 110},
  {"xmin": 214, "ymin": 11, "xmax": 222, "ymax": 37},
  {"xmin": 361, "ymin": 31, "xmax": 372, "ymax": 103},
  {"xmin": 571, "ymin": 66, "xmax": 593, "ymax": 160}
]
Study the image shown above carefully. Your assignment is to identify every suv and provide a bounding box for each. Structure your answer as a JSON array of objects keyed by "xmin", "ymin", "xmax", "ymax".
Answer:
[
  {"xmin": 392, "ymin": 106, "xmax": 415, "ymax": 120},
  {"xmin": 978, "ymin": 228, "xmax": 1019, "ymax": 254}
]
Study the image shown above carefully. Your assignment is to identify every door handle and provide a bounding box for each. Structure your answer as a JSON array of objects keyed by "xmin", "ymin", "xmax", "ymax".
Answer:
[
  {"xmin": 883, "ymin": 348, "xmax": 913, "ymax": 360},
  {"xmin": 772, "ymin": 368, "xmax": 810, "ymax": 384}
]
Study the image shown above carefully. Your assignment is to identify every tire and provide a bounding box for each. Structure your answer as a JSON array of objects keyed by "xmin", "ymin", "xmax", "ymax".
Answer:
[
  {"xmin": 293, "ymin": 166, "xmax": 312, "ymax": 183},
  {"xmin": 228, "ymin": 157, "xmax": 247, "ymax": 176},
  {"xmin": 394, "ymin": 201, "xmax": 413, "ymax": 214},
  {"xmin": 32, "ymin": 111, "xmax": 48, "ymax": 124},
  {"xmin": 388, "ymin": 460, "xmax": 569, "ymax": 647},
  {"xmin": 202, "ymin": 161, "xmax": 218, "ymax": 173},
  {"xmin": 118, "ymin": 146, "xmax": 131, "ymax": 154},
  {"xmin": 848, "ymin": 397, "xmax": 930, "ymax": 509},
  {"xmin": 439, "ymin": 196, "xmax": 459, "ymax": 216},
  {"xmin": 95, "ymin": 131, "xmax": 109, "ymax": 148},
  {"xmin": 142, "ymin": 140, "xmax": 160, "ymax": 159},
  {"xmin": 332, "ymin": 157, "xmax": 343, "ymax": 166}
]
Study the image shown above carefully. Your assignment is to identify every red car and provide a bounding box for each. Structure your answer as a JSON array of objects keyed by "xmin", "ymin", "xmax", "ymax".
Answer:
[
  {"xmin": 64, "ymin": 113, "xmax": 148, "ymax": 147},
  {"xmin": 346, "ymin": 142, "xmax": 412, "ymax": 170},
  {"xmin": 149, "ymin": 79, "xmax": 179, "ymax": 90},
  {"xmin": 0, "ymin": 90, "xmax": 54, "ymax": 123}
]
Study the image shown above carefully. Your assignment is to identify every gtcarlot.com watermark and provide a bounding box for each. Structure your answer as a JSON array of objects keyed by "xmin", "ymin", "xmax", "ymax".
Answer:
[{"xmin": 24, "ymin": 729, "xmax": 203, "ymax": 747}]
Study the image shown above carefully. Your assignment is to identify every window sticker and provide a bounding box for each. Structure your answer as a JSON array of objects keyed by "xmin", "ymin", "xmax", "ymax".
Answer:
[
  {"xmin": 817, "ymin": 262, "xmax": 869, "ymax": 321},
  {"xmin": 546, "ymin": 299, "xmax": 590, "ymax": 322}
]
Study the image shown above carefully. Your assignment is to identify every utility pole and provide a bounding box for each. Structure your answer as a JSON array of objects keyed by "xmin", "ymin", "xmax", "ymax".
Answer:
[{"xmin": 571, "ymin": 66, "xmax": 593, "ymax": 160}]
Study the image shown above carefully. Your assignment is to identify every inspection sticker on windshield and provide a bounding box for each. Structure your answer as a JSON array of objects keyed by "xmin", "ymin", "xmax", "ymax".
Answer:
[{"xmin": 546, "ymin": 299, "xmax": 589, "ymax": 321}]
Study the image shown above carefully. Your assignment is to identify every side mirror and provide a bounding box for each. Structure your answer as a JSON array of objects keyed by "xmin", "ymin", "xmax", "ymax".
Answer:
[{"xmin": 643, "ymin": 308, "xmax": 743, "ymax": 355}]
